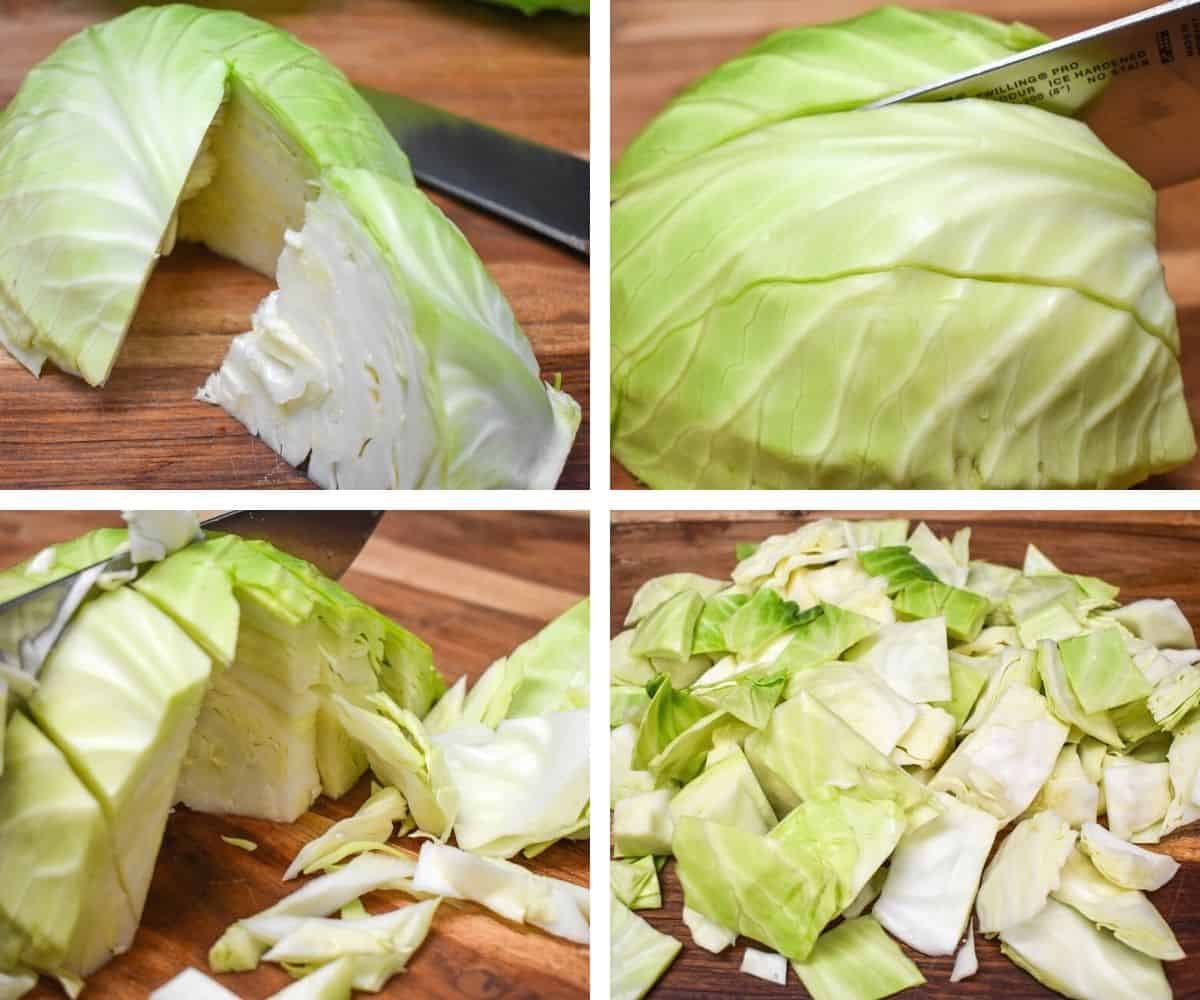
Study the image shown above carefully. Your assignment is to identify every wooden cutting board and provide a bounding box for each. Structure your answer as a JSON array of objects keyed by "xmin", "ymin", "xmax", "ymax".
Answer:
[
  {"xmin": 611, "ymin": 0, "xmax": 1200, "ymax": 490},
  {"xmin": 0, "ymin": 0, "xmax": 589, "ymax": 489},
  {"xmin": 611, "ymin": 510, "xmax": 1200, "ymax": 998},
  {"xmin": 0, "ymin": 509, "xmax": 590, "ymax": 999}
]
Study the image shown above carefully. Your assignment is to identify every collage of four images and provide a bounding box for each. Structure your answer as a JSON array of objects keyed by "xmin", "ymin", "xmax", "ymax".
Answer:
[{"xmin": 2, "ymin": 0, "xmax": 1200, "ymax": 998}]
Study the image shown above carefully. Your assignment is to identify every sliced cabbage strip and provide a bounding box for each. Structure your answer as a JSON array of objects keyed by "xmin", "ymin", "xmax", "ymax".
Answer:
[{"xmin": 411, "ymin": 842, "xmax": 589, "ymax": 944}]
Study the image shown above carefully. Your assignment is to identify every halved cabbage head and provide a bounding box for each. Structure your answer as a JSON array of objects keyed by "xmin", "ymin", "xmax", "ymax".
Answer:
[
  {"xmin": 0, "ymin": 4, "xmax": 579, "ymax": 488},
  {"xmin": 611, "ymin": 6, "xmax": 1192, "ymax": 489}
]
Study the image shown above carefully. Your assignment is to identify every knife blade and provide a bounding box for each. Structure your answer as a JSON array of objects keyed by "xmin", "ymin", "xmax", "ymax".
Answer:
[
  {"xmin": 0, "ymin": 510, "xmax": 382, "ymax": 684},
  {"xmin": 357, "ymin": 86, "xmax": 590, "ymax": 255},
  {"xmin": 866, "ymin": 0, "xmax": 1200, "ymax": 189}
]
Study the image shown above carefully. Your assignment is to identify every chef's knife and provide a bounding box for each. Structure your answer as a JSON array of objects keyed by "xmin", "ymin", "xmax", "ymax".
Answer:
[
  {"xmin": 0, "ymin": 510, "xmax": 382, "ymax": 685},
  {"xmin": 867, "ymin": 0, "xmax": 1200, "ymax": 189},
  {"xmin": 358, "ymin": 87, "xmax": 590, "ymax": 255}
]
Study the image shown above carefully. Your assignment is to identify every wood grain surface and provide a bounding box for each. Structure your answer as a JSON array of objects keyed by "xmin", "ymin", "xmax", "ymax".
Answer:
[
  {"xmin": 611, "ymin": 510, "xmax": 1200, "ymax": 998},
  {"xmin": 610, "ymin": 0, "xmax": 1200, "ymax": 490},
  {"xmin": 0, "ymin": 509, "xmax": 589, "ymax": 999},
  {"xmin": 0, "ymin": 1, "xmax": 589, "ymax": 489}
]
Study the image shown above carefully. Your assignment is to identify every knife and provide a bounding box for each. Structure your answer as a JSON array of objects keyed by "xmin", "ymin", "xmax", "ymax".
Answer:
[
  {"xmin": 866, "ymin": 0, "xmax": 1200, "ymax": 189},
  {"xmin": 0, "ymin": 510, "xmax": 382, "ymax": 686},
  {"xmin": 358, "ymin": 87, "xmax": 590, "ymax": 255}
]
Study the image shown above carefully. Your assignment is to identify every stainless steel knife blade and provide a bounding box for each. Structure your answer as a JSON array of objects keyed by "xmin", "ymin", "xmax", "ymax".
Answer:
[
  {"xmin": 358, "ymin": 86, "xmax": 590, "ymax": 254},
  {"xmin": 0, "ymin": 510, "xmax": 382, "ymax": 684},
  {"xmin": 867, "ymin": 0, "xmax": 1200, "ymax": 189}
]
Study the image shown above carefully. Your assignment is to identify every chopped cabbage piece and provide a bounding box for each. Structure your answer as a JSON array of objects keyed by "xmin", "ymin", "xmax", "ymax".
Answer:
[
  {"xmin": 625, "ymin": 575, "xmax": 724, "ymax": 626},
  {"xmin": 950, "ymin": 923, "xmax": 977, "ymax": 983},
  {"xmin": 873, "ymin": 792, "xmax": 998, "ymax": 956},
  {"xmin": 631, "ymin": 591, "xmax": 703, "ymax": 662},
  {"xmin": 785, "ymin": 663, "xmax": 917, "ymax": 756},
  {"xmin": 722, "ymin": 589, "xmax": 821, "ymax": 656},
  {"xmin": 1028, "ymin": 746, "xmax": 1099, "ymax": 828},
  {"xmin": 845, "ymin": 617, "xmax": 951, "ymax": 704},
  {"xmin": 931, "ymin": 685, "xmax": 1068, "ymax": 823},
  {"xmin": 682, "ymin": 906, "xmax": 736, "ymax": 953},
  {"xmin": 614, "ymin": 789, "xmax": 674, "ymax": 858},
  {"xmin": 1037, "ymin": 640, "xmax": 1122, "ymax": 747},
  {"xmin": 771, "ymin": 793, "xmax": 905, "ymax": 913},
  {"xmin": 1103, "ymin": 760, "xmax": 1170, "ymax": 840},
  {"xmin": 1059, "ymin": 629, "xmax": 1151, "ymax": 715},
  {"xmin": 892, "ymin": 705, "xmax": 956, "ymax": 769},
  {"xmin": 611, "ymin": 857, "xmax": 661, "ymax": 911},
  {"xmin": 745, "ymin": 692, "xmax": 934, "ymax": 825},
  {"xmin": 222, "ymin": 837, "xmax": 257, "ymax": 852},
  {"xmin": 791, "ymin": 916, "xmax": 925, "ymax": 1000},
  {"xmin": 1052, "ymin": 848, "xmax": 1183, "ymax": 961},
  {"xmin": 150, "ymin": 968, "xmax": 240, "ymax": 999},
  {"xmin": 740, "ymin": 947, "xmax": 787, "ymax": 984},
  {"xmin": 611, "ymin": 896, "xmax": 680, "ymax": 1000},
  {"xmin": 975, "ymin": 811, "xmax": 1076, "ymax": 934},
  {"xmin": 889, "ymin": 581, "xmax": 989, "ymax": 644},
  {"xmin": 440, "ymin": 709, "xmax": 588, "ymax": 857},
  {"xmin": 669, "ymin": 746, "xmax": 775, "ymax": 835},
  {"xmin": 1148, "ymin": 666, "xmax": 1200, "ymax": 730},
  {"xmin": 1079, "ymin": 823, "xmax": 1179, "ymax": 891},
  {"xmin": 610, "ymin": 724, "xmax": 656, "ymax": 804},
  {"xmin": 999, "ymin": 898, "xmax": 1170, "ymax": 1000},
  {"xmin": 1112, "ymin": 600, "xmax": 1196, "ymax": 650},
  {"xmin": 673, "ymin": 815, "xmax": 841, "ymax": 961}
]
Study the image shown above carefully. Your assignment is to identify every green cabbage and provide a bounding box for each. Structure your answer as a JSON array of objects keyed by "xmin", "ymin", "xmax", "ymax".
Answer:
[
  {"xmin": 0, "ymin": 5, "xmax": 578, "ymax": 489},
  {"xmin": 610, "ymin": 518, "xmax": 1200, "ymax": 995},
  {"xmin": 791, "ymin": 916, "xmax": 924, "ymax": 1000},
  {"xmin": 975, "ymin": 811, "xmax": 1076, "ymax": 934},
  {"xmin": 1052, "ymin": 848, "xmax": 1183, "ymax": 961},
  {"xmin": 673, "ymin": 815, "xmax": 841, "ymax": 961},
  {"xmin": 611, "ymin": 857, "xmax": 661, "ymax": 911},
  {"xmin": 0, "ymin": 521, "xmax": 445, "ymax": 988},
  {"xmin": 873, "ymin": 792, "xmax": 997, "ymax": 956},
  {"xmin": 410, "ymin": 843, "xmax": 588, "ymax": 944},
  {"xmin": 611, "ymin": 896, "xmax": 680, "ymax": 1000},
  {"xmin": 999, "ymin": 898, "xmax": 1171, "ymax": 1000},
  {"xmin": 611, "ymin": 7, "xmax": 1192, "ymax": 489}
]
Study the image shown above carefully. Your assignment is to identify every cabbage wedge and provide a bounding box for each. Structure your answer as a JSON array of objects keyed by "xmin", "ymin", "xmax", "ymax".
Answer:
[{"xmin": 0, "ymin": 5, "xmax": 578, "ymax": 488}]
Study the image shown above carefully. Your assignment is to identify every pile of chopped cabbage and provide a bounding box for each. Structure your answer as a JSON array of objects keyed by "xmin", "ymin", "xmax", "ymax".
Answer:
[
  {"xmin": 0, "ymin": 514, "xmax": 589, "ymax": 997},
  {"xmin": 611, "ymin": 5, "xmax": 1194, "ymax": 489},
  {"xmin": 611, "ymin": 517, "xmax": 1196, "ymax": 999},
  {"xmin": 0, "ymin": 5, "xmax": 579, "ymax": 489}
]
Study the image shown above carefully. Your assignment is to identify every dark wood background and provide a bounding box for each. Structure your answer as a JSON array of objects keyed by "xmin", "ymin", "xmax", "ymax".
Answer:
[
  {"xmin": 0, "ymin": 0, "xmax": 589, "ymax": 488},
  {"xmin": 610, "ymin": 0, "xmax": 1200, "ymax": 490},
  {"xmin": 0, "ymin": 509, "xmax": 589, "ymax": 998},
  {"xmin": 611, "ymin": 510, "xmax": 1200, "ymax": 997}
]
